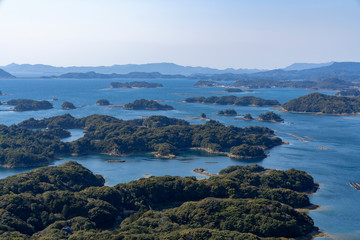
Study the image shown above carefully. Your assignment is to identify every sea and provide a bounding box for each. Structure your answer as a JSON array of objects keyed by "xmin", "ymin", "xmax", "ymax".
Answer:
[{"xmin": 0, "ymin": 78, "xmax": 359, "ymax": 240}]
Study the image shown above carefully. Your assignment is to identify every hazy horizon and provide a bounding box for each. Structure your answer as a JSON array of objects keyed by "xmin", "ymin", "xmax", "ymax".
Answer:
[{"xmin": 0, "ymin": 0, "xmax": 359, "ymax": 69}]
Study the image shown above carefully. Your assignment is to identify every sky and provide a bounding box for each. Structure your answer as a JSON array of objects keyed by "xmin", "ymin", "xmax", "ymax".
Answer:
[{"xmin": 0, "ymin": 0, "xmax": 359, "ymax": 69}]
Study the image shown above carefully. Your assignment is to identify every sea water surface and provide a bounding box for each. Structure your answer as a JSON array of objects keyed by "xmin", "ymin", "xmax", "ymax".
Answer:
[{"xmin": 0, "ymin": 78, "xmax": 359, "ymax": 239}]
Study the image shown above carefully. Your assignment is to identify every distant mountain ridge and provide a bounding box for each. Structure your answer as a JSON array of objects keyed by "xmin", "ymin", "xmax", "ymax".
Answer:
[
  {"xmin": 283, "ymin": 62, "xmax": 334, "ymax": 71},
  {"xmin": 46, "ymin": 71, "xmax": 186, "ymax": 79},
  {"xmin": 3, "ymin": 62, "xmax": 360, "ymax": 81},
  {"xmin": 0, "ymin": 69, "xmax": 16, "ymax": 78},
  {"xmin": 191, "ymin": 62, "xmax": 360, "ymax": 82},
  {"xmin": 2, "ymin": 63, "xmax": 261, "ymax": 77}
]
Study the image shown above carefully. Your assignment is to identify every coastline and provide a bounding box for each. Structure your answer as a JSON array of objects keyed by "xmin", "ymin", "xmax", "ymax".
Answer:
[{"xmin": 278, "ymin": 107, "xmax": 360, "ymax": 116}]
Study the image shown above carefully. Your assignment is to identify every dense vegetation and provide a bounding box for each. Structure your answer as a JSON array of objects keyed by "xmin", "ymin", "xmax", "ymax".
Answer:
[
  {"xmin": 96, "ymin": 99, "xmax": 110, "ymax": 106},
  {"xmin": 193, "ymin": 80, "xmax": 221, "ymax": 87},
  {"xmin": 282, "ymin": 92, "xmax": 360, "ymax": 115},
  {"xmin": 110, "ymin": 81, "xmax": 163, "ymax": 88},
  {"xmin": 123, "ymin": 99, "xmax": 175, "ymax": 110},
  {"xmin": 184, "ymin": 96, "xmax": 280, "ymax": 106},
  {"xmin": 225, "ymin": 88, "xmax": 243, "ymax": 92},
  {"xmin": 336, "ymin": 89, "xmax": 360, "ymax": 97},
  {"xmin": 217, "ymin": 109, "xmax": 238, "ymax": 116},
  {"xmin": 12, "ymin": 114, "xmax": 281, "ymax": 167},
  {"xmin": 258, "ymin": 112, "xmax": 284, "ymax": 122},
  {"xmin": 61, "ymin": 102, "xmax": 76, "ymax": 110},
  {"xmin": 0, "ymin": 161, "xmax": 318, "ymax": 239},
  {"xmin": 6, "ymin": 99, "xmax": 53, "ymax": 112},
  {"xmin": 232, "ymin": 77, "xmax": 358, "ymax": 90}
]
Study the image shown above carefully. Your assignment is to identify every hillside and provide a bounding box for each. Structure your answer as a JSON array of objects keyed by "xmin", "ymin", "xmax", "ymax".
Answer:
[{"xmin": 0, "ymin": 68, "xmax": 15, "ymax": 78}]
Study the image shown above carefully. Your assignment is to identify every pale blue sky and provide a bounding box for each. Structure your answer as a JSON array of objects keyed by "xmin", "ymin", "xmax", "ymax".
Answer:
[{"xmin": 0, "ymin": 0, "xmax": 359, "ymax": 69}]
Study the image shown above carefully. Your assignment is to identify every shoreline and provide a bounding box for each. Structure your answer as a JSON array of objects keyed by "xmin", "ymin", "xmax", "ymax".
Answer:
[
  {"xmin": 189, "ymin": 147, "xmax": 267, "ymax": 159},
  {"xmin": 236, "ymin": 118, "xmax": 283, "ymax": 123},
  {"xmin": 279, "ymin": 107, "xmax": 360, "ymax": 116}
]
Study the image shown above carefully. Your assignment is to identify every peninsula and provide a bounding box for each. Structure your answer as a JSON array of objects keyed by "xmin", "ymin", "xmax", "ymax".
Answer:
[{"xmin": 0, "ymin": 161, "xmax": 319, "ymax": 239}]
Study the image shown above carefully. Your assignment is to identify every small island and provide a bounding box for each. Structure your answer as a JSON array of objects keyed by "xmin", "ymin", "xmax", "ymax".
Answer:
[
  {"xmin": 241, "ymin": 112, "xmax": 284, "ymax": 123},
  {"xmin": 6, "ymin": 99, "xmax": 53, "ymax": 111},
  {"xmin": 45, "ymin": 127, "xmax": 71, "ymax": 138},
  {"xmin": 61, "ymin": 101, "xmax": 76, "ymax": 110},
  {"xmin": 123, "ymin": 99, "xmax": 174, "ymax": 110},
  {"xmin": 258, "ymin": 112, "xmax": 284, "ymax": 122},
  {"xmin": 0, "ymin": 68, "xmax": 16, "ymax": 78},
  {"xmin": 217, "ymin": 109, "xmax": 238, "ymax": 116},
  {"xmin": 110, "ymin": 81, "xmax": 163, "ymax": 89},
  {"xmin": 184, "ymin": 95, "xmax": 280, "ymax": 106},
  {"xmin": 96, "ymin": 99, "xmax": 111, "ymax": 106},
  {"xmin": 282, "ymin": 92, "xmax": 360, "ymax": 115},
  {"xmin": 225, "ymin": 88, "xmax": 243, "ymax": 93}
]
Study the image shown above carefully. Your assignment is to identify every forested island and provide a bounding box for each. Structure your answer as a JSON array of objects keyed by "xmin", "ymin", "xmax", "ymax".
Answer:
[
  {"xmin": 61, "ymin": 101, "xmax": 76, "ymax": 110},
  {"xmin": 2, "ymin": 114, "xmax": 283, "ymax": 168},
  {"xmin": 96, "ymin": 99, "xmax": 110, "ymax": 106},
  {"xmin": 110, "ymin": 81, "xmax": 163, "ymax": 89},
  {"xmin": 0, "ymin": 161, "xmax": 319, "ymax": 239},
  {"xmin": 225, "ymin": 88, "xmax": 244, "ymax": 93},
  {"xmin": 123, "ymin": 99, "xmax": 174, "ymax": 110},
  {"xmin": 193, "ymin": 80, "xmax": 223, "ymax": 87},
  {"xmin": 5, "ymin": 99, "xmax": 53, "ymax": 112},
  {"xmin": 336, "ymin": 89, "xmax": 360, "ymax": 97},
  {"xmin": 217, "ymin": 109, "xmax": 238, "ymax": 116},
  {"xmin": 282, "ymin": 92, "xmax": 360, "ymax": 115},
  {"xmin": 184, "ymin": 95, "xmax": 280, "ymax": 106},
  {"xmin": 241, "ymin": 112, "xmax": 284, "ymax": 123}
]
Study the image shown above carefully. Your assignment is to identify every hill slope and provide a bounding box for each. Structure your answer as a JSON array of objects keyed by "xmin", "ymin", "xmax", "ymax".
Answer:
[{"xmin": 0, "ymin": 68, "xmax": 15, "ymax": 78}]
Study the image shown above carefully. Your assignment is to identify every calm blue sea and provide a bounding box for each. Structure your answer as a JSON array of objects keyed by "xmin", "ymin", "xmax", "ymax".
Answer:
[{"xmin": 0, "ymin": 78, "xmax": 359, "ymax": 239}]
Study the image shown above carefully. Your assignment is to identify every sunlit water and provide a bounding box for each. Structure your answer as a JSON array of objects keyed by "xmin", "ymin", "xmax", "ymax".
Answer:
[{"xmin": 0, "ymin": 78, "xmax": 359, "ymax": 239}]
